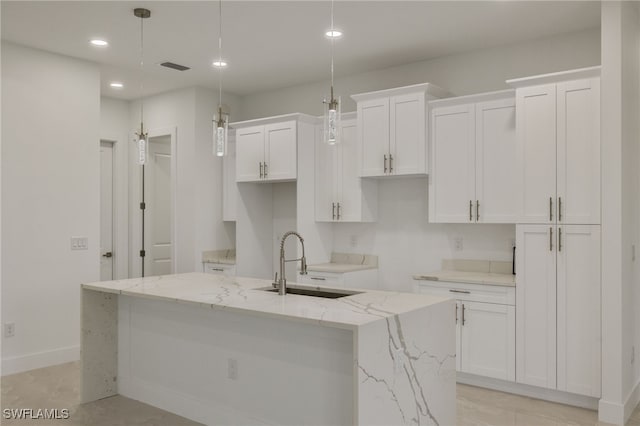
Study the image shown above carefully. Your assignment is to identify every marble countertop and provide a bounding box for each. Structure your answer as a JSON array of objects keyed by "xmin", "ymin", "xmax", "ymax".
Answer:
[
  {"xmin": 202, "ymin": 249, "xmax": 236, "ymax": 265},
  {"xmin": 82, "ymin": 272, "xmax": 449, "ymax": 331},
  {"xmin": 307, "ymin": 252, "xmax": 378, "ymax": 273},
  {"xmin": 413, "ymin": 259, "xmax": 516, "ymax": 287}
]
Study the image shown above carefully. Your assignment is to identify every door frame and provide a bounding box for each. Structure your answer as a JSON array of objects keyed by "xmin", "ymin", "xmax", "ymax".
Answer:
[
  {"xmin": 99, "ymin": 137, "xmax": 128, "ymax": 280},
  {"xmin": 129, "ymin": 126, "xmax": 178, "ymax": 277}
]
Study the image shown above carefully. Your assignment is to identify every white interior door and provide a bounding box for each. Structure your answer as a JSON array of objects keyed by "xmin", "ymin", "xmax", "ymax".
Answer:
[
  {"xmin": 100, "ymin": 141, "xmax": 114, "ymax": 281},
  {"xmin": 145, "ymin": 136, "xmax": 172, "ymax": 276}
]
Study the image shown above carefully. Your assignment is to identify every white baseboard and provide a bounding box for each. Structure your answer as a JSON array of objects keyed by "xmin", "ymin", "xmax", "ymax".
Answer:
[
  {"xmin": 1, "ymin": 345, "xmax": 79, "ymax": 376},
  {"xmin": 598, "ymin": 375, "xmax": 640, "ymax": 425},
  {"xmin": 458, "ymin": 372, "xmax": 599, "ymax": 410},
  {"xmin": 624, "ymin": 376, "xmax": 640, "ymax": 423}
]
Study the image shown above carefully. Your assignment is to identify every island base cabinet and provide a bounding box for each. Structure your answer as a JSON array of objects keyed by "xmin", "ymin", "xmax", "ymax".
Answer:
[{"xmin": 516, "ymin": 224, "xmax": 601, "ymax": 397}]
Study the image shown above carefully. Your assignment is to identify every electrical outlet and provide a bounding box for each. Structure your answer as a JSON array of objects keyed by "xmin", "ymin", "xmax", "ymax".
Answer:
[
  {"xmin": 227, "ymin": 358, "xmax": 238, "ymax": 380},
  {"xmin": 454, "ymin": 237, "xmax": 463, "ymax": 251},
  {"xmin": 350, "ymin": 235, "xmax": 358, "ymax": 248},
  {"xmin": 4, "ymin": 322, "xmax": 15, "ymax": 338},
  {"xmin": 71, "ymin": 236, "xmax": 88, "ymax": 251}
]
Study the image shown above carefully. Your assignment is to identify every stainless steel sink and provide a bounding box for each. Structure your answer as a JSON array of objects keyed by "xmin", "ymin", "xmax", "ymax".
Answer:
[{"xmin": 258, "ymin": 284, "xmax": 361, "ymax": 299}]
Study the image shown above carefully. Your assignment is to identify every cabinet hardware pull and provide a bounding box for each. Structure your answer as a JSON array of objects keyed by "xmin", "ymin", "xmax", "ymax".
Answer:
[
  {"xmin": 332, "ymin": 202, "xmax": 336, "ymax": 220},
  {"xmin": 559, "ymin": 197, "xmax": 562, "ymax": 222},
  {"xmin": 259, "ymin": 162, "xmax": 263, "ymax": 178},
  {"xmin": 449, "ymin": 289, "xmax": 471, "ymax": 294},
  {"xmin": 310, "ymin": 277, "xmax": 326, "ymax": 281},
  {"xmin": 384, "ymin": 155, "xmax": 388, "ymax": 173},
  {"xmin": 211, "ymin": 268, "xmax": 224, "ymax": 272},
  {"xmin": 462, "ymin": 303, "xmax": 466, "ymax": 326},
  {"xmin": 389, "ymin": 154, "xmax": 394, "ymax": 173},
  {"xmin": 550, "ymin": 227, "xmax": 553, "ymax": 251},
  {"xmin": 264, "ymin": 163, "xmax": 268, "ymax": 178},
  {"xmin": 455, "ymin": 304, "xmax": 458, "ymax": 324},
  {"xmin": 559, "ymin": 227, "xmax": 562, "ymax": 252},
  {"xmin": 337, "ymin": 202, "xmax": 341, "ymax": 220},
  {"xmin": 476, "ymin": 200, "xmax": 480, "ymax": 222},
  {"xmin": 469, "ymin": 200, "xmax": 473, "ymax": 222},
  {"xmin": 549, "ymin": 197, "xmax": 553, "ymax": 221}
]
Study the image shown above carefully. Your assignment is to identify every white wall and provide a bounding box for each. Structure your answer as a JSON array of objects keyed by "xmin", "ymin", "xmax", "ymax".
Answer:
[
  {"xmin": 128, "ymin": 87, "xmax": 241, "ymax": 275},
  {"xmin": 100, "ymin": 97, "xmax": 130, "ymax": 280},
  {"xmin": 599, "ymin": 2, "xmax": 640, "ymax": 424},
  {"xmin": 238, "ymin": 29, "xmax": 599, "ymax": 291},
  {"xmin": 239, "ymin": 28, "xmax": 600, "ymax": 120},
  {"xmin": 1, "ymin": 42, "xmax": 100, "ymax": 374}
]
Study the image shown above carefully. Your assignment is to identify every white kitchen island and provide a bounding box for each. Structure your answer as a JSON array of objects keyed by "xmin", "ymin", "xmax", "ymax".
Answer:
[{"xmin": 81, "ymin": 273, "xmax": 455, "ymax": 426}]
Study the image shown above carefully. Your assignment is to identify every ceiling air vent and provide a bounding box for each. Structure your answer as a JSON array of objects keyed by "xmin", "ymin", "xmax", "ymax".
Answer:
[{"xmin": 159, "ymin": 62, "xmax": 191, "ymax": 71}]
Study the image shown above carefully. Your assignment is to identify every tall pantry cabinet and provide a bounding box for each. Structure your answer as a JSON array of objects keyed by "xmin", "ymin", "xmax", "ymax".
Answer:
[{"xmin": 509, "ymin": 67, "xmax": 601, "ymax": 398}]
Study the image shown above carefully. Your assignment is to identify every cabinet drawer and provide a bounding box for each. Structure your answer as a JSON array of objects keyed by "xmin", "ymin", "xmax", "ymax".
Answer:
[
  {"xmin": 204, "ymin": 263, "xmax": 236, "ymax": 276},
  {"xmin": 298, "ymin": 271, "xmax": 344, "ymax": 288},
  {"xmin": 415, "ymin": 280, "xmax": 515, "ymax": 305}
]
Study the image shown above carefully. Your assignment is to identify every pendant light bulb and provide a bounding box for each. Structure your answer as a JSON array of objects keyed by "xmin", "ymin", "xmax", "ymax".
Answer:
[
  {"xmin": 214, "ymin": 106, "xmax": 228, "ymax": 157},
  {"xmin": 136, "ymin": 123, "xmax": 148, "ymax": 165}
]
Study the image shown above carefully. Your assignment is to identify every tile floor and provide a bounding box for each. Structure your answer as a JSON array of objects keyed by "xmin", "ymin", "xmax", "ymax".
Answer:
[{"xmin": 1, "ymin": 362, "xmax": 639, "ymax": 425}]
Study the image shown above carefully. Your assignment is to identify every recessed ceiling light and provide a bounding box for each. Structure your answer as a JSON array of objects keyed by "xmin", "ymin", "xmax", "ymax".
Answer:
[
  {"xmin": 325, "ymin": 30, "xmax": 343, "ymax": 39},
  {"xmin": 212, "ymin": 60, "xmax": 228, "ymax": 68},
  {"xmin": 110, "ymin": 82, "xmax": 124, "ymax": 89},
  {"xmin": 90, "ymin": 39, "xmax": 109, "ymax": 47}
]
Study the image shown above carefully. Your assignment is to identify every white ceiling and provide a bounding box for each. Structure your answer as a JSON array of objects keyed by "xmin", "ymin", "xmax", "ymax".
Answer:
[{"xmin": 1, "ymin": 1, "xmax": 600, "ymax": 100}]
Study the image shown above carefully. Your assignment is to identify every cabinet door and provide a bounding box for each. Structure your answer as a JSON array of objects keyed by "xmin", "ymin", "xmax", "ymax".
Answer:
[
  {"xmin": 476, "ymin": 98, "xmax": 517, "ymax": 223},
  {"xmin": 516, "ymin": 224, "xmax": 556, "ymax": 389},
  {"xmin": 429, "ymin": 104, "xmax": 476, "ymax": 223},
  {"xmin": 456, "ymin": 301, "xmax": 462, "ymax": 372},
  {"xmin": 315, "ymin": 126, "xmax": 338, "ymax": 222},
  {"xmin": 516, "ymin": 85, "xmax": 557, "ymax": 223},
  {"xmin": 390, "ymin": 92, "xmax": 426, "ymax": 175},
  {"xmin": 557, "ymin": 79, "xmax": 600, "ymax": 225},
  {"xmin": 358, "ymin": 98, "xmax": 389, "ymax": 177},
  {"xmin": 222, "ymin": 137, "xmax": 237, "ymax": 221},
  {"xmin": 460, "ymin": 301, "xmax": 515, "ymax": 381},
  {"xmin": 265, "ymin": 121, "xmax": 297, "ymax": 181},
  {"xmin": 236, "ymin": 125, "xmax": 264, "ymax": 182},
  {"xmin": 557, "ymin": 225, "xmax": 601, "ymax": 397},
  {"xmin": 337, "ymin": 120, "xmax": 360, "ymax": 221}
]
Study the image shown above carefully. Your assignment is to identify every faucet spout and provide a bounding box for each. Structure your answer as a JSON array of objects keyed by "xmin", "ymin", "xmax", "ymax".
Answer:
[{"xmin": 277, "ymin": 231, "xmax": 307, "ymax": 296}]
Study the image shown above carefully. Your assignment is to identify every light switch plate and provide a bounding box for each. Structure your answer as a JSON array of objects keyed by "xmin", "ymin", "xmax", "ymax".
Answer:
[{"xmin": 71, "ymin": 237, "xmax": 88, "ymax": 250}]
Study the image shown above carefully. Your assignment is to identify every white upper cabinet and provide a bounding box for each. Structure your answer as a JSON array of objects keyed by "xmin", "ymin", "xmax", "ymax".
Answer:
[
  {"xmin": 222, "ymin": 136, "xmax": 237, "ymax": 221},
  {"xmin": 315, "ymin": 115, "xmax": 377, "ymax": 222},
  {"xmin": 509, "ymin": 67, "xmax": 601, "ymax": 225},
  {"xmin": 429, "ymin": 91, "xmax": 516, "ymax": 223},
  {"xmin": 232, "ymin": 114, "xmax": 315, "ymax": 183},
  {"xmin": 352, "ymin": 83, "xmax": 448, "ymax": 178}
]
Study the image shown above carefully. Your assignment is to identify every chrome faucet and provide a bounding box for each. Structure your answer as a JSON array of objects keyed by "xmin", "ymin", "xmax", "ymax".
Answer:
[{"xmin": 273, "ymin": 231, "xmax": 307, "ymax": 295}]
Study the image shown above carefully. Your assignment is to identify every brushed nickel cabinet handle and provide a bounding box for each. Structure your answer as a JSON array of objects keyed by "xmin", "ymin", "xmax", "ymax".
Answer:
[
  {"xmin": 337, "ymin": 202, "xmax": 341, "ymax": 220},
  {"xmin": 559, "ymin": 227, "xmax": 562, "ymax": 252},
  {"xmin": 456, "ymin": 304, "xmax": 458, "ymax": 324},
  {"xmin": 264, "ymin": 163, "xmax": 268, "ymax": 178},
  {"xmin": 449, "ymin": 289, "xmax": 471, "ymax": 294},
  {"xmin": 469, "ymin": 200, "xmax": 473, "ymax": 222},
  {"xmin": 549, "ymin": 197, "xmax": 553, "ymax": 222},
  {"xmin": 550, "ymin": 227, "xmax": 553, "ymax": 251},
  {"xmin": 310, "ymin": 277, "xmax": 326, "ymax": 281},
  {"xmin": 332, "ymin": 202, "xmax": 336, "ymax": 220},
  {"xmin": 462, "ymin": 303, "xmax": 466, "ymax": 326},
  {"xmin": 476, "ymin": 200, "xmax": 480, "ymax": 222},
  {"xmin": 389, "ymin": 154, "xmax": 394, "ymax": 173},
  {"xmin": 559, "ymin": 197, "xmax": 562, "ymax": 222},
  {"xmin": 384, "ymin": 154, "xmax": 388, "ymax": 173},
  {"xmin": 259, "ymin": 162, "xmax": 263, "ymax": 178}
]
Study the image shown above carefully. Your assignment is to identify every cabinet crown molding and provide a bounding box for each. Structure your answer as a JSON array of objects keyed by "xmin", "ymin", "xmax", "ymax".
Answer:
[
  {"xmin": 230, "ymin": 113, "xmax": 319, "ymax": 129},
  {"xmin": 351, "ymin": 82, "xmax": 450, "ymax": 102},
  {"xmin": 428, "ymin": 89, "xmax": 515, "ymax": 108},
  {"xmin": 506, "ymin": 66, "xmax": 601, "ymax": 89}
]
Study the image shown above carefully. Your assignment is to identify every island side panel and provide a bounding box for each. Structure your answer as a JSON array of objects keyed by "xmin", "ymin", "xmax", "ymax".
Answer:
[
  {"xmin": 355, "ymin": 300, "xmax": 456, "ymax": 426},
  {"xmin": 80, "ymin": 288, "xmax": 118, "ymax": 402}
]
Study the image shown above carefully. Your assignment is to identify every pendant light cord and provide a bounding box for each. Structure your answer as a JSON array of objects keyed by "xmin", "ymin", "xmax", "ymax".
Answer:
[
  {"xmin": 218, "ymin": 0, "xmax": 223, "ymax": 108},
  {"xmin": 330, "ymin": 0, "xmax": 335, "ymax": 92},
  {"xmin": 139, "ymin": 14, "xmax": 144, "ymax": 129}
]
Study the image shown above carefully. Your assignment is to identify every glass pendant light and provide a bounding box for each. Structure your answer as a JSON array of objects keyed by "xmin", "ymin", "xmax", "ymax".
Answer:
[
  {"xmin": 323, "ymin": 0, "xmax": 341, "ymax": 145},
  {"xmin": 213, "ymin": 0, "xmax": 228, "ymax": 157},
  {"xmin": 134, "ymin": 8, "xmax": 150, "ymax": 165}
]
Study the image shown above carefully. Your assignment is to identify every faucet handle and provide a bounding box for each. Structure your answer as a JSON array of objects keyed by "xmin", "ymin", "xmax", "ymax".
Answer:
[
  {"xmin": 301, "ymin": 256, "xmax": 308, "ymax": 275},
  {"xmin": 272, "ymin": 272, "xmax": 279, "ymax": 288}
]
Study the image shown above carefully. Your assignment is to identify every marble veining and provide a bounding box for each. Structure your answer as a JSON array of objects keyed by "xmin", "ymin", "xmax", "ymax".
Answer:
[
  {"xmin": 307, "ymin": 252, "xmax": 378, "ymax": 273},
  {"xmin": 414, "ymin": 259, "xmax": 515, "ymax": 287},
  {"xmin": 201, "ymin": 249, "xmax": 236, "ymax": 264}
]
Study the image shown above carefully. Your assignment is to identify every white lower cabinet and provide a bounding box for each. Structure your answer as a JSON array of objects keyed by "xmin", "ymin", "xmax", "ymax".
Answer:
[
  {"xmin": 416, "ymin": 281, "xmax": 515, "ymax": 381},
  {"xmin": 297, "ymin": 268, "xmax": 378, "ymax": 290},
  {"xmin": 516, "ymin": 224, "xmax": 601, "ymax": 397}
]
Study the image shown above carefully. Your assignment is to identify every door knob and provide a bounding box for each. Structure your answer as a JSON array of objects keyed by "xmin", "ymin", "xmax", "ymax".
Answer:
[{"xmin": 102, "ymin": 252, "xmax": 113, "ymax": 258}]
